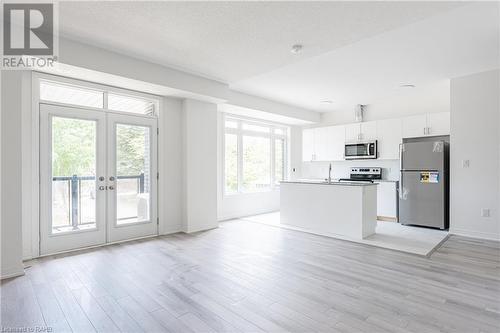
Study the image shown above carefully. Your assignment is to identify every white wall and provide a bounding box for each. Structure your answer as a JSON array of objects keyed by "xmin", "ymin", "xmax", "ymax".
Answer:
[
  {"xmin": 320, "ymin": 80, "xmax": 450, "ymax": 125},
  {"xmin": 1, "ymin": 71, "xmax": 25, "ymax": 278},
  {"xmin": 182, "ymin": 99, "xmax": 218, "ymax": 232},
  {"xmin": 159, "ymin": 97, "xmax": 184, "ymax": 234},
  {"xmin": 450, "ymin": 69, "xmax": 500, "ymax": 240}
]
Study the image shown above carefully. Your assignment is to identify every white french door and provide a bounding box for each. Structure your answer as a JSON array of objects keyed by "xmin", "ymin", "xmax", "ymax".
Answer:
[
  {"xmin": 106, "ymin": 113, "xmax": 157, "ymax": 243},
  {"xmin": 40, "ymin": 104, "xmax": 157, "ymax": 255}
]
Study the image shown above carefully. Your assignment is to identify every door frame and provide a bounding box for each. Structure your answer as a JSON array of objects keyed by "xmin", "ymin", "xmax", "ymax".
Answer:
[{"xmin": 26, "ymin": 72, "xmax": 163, "ymax": 258}]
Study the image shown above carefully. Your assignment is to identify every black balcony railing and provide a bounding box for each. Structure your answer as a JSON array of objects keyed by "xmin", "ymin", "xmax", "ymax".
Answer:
[{"xmin": 52, "ymin": 173, "xmax": 145, "ymax": 229}]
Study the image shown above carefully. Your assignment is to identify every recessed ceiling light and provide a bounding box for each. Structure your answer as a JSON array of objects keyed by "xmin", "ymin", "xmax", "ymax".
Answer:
[
  {"xmin": 399, "ymin": 84, "xmax": 416, "ymax": 88},
  {"xmin": 320, "ymin": 100, "xmax": 333, "ymax": 104},
  {"xmin": 291, "ymin": 44, "xmax": 303, "ymax": 54}
]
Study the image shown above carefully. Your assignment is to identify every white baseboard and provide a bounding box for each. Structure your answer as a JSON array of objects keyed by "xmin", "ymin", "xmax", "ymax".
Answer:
[
  {"xmin": 160, "ymin": 227, "xmax": 182, "ymax": 235},
  {"xmin": 450, "ymin": 228, "xmax": 500, "ymax": 241},
  {"xmin": 1, "ymin": 267, "xmax": 25, "ymax": 280},
  {"xmin": 218, "ymin": 210, "xmax": 280, "ymax": 222}
]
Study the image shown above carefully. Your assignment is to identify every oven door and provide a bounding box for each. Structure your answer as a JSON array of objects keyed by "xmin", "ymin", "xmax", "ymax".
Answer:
[{"xmin": 344, "ymin": 142, "xmax": 377, "ymax": 160}]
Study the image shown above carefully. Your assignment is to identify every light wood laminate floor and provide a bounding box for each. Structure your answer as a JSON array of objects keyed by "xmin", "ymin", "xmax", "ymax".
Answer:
[{"xmin": 1, "ymin": 220, "xmax": 499, "ymax": 333}]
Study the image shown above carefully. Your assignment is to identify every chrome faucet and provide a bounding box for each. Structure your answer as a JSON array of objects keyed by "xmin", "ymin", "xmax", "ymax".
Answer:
[{"xmin": 328, "ymin": 163, "xmax": 332, "ymax": 184}]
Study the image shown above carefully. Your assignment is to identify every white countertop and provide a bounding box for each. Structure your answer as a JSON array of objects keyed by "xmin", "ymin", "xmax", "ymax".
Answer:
[{"xmin": 281, "ymin": 180, "xmax": 378, "ymax": 187}]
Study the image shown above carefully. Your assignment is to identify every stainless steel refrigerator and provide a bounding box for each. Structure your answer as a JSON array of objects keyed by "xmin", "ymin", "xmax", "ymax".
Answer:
[{"xmin": 399, "ymin": 140, "xmax": 449, "ymax": 229}]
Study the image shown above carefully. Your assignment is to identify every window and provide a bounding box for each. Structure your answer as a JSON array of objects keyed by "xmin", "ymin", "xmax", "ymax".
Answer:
[
  {"xmin": 39, "ymin": 79, "xmax": 158, "ymax": 116},
  {"xmin": 224, "ymin": 115, "xmax": 288, "ymax": 194},
  {"xmin": 108, "ymin": 93, "xmax": 156, "ymax": 116},
  {"xmin": 40, "ymin": 80, "xmax": 104, "ymax": 108}
]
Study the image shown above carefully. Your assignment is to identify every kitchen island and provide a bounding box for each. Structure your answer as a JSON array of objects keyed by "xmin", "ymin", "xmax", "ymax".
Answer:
[{"xmin": 280, "ymin": 181, "xmax": 378, "ymax": 239}]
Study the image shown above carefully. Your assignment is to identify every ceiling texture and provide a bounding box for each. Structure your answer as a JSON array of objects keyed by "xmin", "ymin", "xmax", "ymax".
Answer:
[{"xmin": 59, "ymin": 1, "xmax": 499, "ymax": 112}]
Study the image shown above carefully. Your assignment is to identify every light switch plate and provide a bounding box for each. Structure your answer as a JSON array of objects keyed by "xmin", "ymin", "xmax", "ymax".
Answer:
[
  {"xmin": 481, "ymin": 208, "xmax": 490, "ymax": 218},
  {"xmin": 462, "ymin": 160, "xmax": 470, "ymax": 168}
]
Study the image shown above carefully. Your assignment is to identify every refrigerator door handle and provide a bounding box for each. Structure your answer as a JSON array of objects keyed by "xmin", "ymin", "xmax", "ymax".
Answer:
[
  {"xmin": 399, "ymin": 143, "xmax": 403, "ymax": 171},
  {"xmin": 399, "ymin": 143, "xmax": 403, "ymax": 199}
]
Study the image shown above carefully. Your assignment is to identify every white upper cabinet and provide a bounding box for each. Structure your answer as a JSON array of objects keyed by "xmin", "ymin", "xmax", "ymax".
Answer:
[
  {"xmin": 345, "ymin": 121, "xmax": 376, "ymax": 142},
  {"xmin": 324, "ymin": 125, "xmax": 345, "ymax": 161},
  {"xmin": 302, "ymin": 128, "xmax": 315, "ymax": 161},
  {"xmin": 345, "ymin": 123, "xmax": 361, "ymax": 143},
  {"xmin": 302, "ymin": 126, "xmax": 345, "ymax": 162},
  {"xmin": 303, "ymin": 111, "xmax": 449, "ymax": 162},
  {"xmin": 427, "ymin": 112, "xmax": 450, "ymax": 136},
  {"xmin": 360, "ymin": 121, "xmax": 377, "ymax": 141},
  {"xmin": 402, "ymin": 114, "xmax": 428, "ymax": 138},
  {"xmin": 402, "ymin": 112, "xmax": 450, "ymax": 138},
  {"xmin": 313, "ymin": 126, "xmax": 329, "ymax": 161},
  {"xmin": 377, "ymin": 118, "xmax": 402, "ymax": 160}
]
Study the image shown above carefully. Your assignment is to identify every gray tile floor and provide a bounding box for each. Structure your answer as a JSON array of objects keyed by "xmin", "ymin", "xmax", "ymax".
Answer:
[{"xmin": 1, "ymin": 220, "xmax": 499, "ymax": 332}]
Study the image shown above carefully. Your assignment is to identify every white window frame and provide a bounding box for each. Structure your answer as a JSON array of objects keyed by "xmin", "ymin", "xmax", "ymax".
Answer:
[
  {"xmin": 222, "ymin": 113, "xmax": 289, "ymax": 196},
  {"xmin": 25, "ymin": 72, "xmax": 163, "ymax": 259},
  {"xmin": 37, "ymin": 74, "xmax": 160, "ymax": 118}
]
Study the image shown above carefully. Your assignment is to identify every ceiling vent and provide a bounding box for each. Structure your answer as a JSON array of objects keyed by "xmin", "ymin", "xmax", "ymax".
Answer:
[{"xmin": 355, "ymin": 104, "xmax": 366, "ymax": 122}]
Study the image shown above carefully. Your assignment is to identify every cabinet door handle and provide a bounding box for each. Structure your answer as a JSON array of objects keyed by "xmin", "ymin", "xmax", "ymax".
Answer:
[{"xmin": 427, "ymin": 127, "xmax": 431, "ymax": 135}]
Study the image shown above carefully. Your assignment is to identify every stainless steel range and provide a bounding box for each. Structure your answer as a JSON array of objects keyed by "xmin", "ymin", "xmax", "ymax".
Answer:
[{"xmin": 339, "ymin": 167, "xmax": 382, "ymax": 183}]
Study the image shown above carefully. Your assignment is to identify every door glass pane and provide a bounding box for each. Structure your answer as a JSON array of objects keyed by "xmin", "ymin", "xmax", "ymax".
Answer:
[
  {"xmin": 242, "ymin": 136, "xmax": 271, "ymax": 192},
  {"xmin": 116, "ymin": 124, "xmax": 150, "ymax": 225},
  {"xmin": 225, "ymin": 133, "xmax": 238, "ymax": 194},
  {"xmin": 51, "ymin": 117, "xmax": 97, "ymax": 234},
  {"xmin": 275, "ymin": 138, "xmax": 285, "ymax": 185}
]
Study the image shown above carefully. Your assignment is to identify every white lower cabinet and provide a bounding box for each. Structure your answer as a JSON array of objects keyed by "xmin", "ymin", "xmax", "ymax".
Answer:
[
  {"xmin": 377, "ymin": 118, "xmax": 402, "ymax": 159},
  {"xmin": 377, "ymin": 181, "xmax": 398, "ymax": 221}
]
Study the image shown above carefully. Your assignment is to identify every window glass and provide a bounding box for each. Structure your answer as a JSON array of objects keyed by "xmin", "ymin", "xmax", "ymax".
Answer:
[
  {"xmin": 224, "ymin": 133, "xmax": 238, "ymax": 194},
  {"xmin": 275, "ymin": 138, "xmax": 285, "ymax": 184},
  {"xmin": 242, "ymin": 136, "xmax": 271, "ymax": 192},
  {"xmin": 242, "ymin": 123, "xmax": 270, "ymax": 133},
  {"xmin": 115, "ymin": 124, "xmax": 151, "ymax": 225},
  {"xmin": 40, "ymin": 81, "xmax": 103, "ymax": 108},
  {"xmin": 51, "ymin": 117, "xmax": 97, "ymax": 234},
  {"xmin": 225, "ymin": 120, "xmax": 238, "ymax": 129},
  {"xmin": 108, "ymin": 93, "xmax": 156, "ymax": 116},
  {"xmin": 274, "ymin": 128, "xmax": 286, "ymax": 136}
]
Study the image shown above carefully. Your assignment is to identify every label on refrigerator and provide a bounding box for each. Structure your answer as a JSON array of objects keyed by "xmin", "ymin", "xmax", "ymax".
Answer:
[{"xmin": 420, "ymin": 172, "xmax": 439, "ymax": 183}]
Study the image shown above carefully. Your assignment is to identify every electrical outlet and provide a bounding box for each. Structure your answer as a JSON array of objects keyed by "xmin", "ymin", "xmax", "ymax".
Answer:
[
  {"xmin": 481, "ymin": 208, "xmax": 490, "ymax": 218},
  {"xmin": 462, "ymin": 160, "xmax": 470, "ymax": 168}
]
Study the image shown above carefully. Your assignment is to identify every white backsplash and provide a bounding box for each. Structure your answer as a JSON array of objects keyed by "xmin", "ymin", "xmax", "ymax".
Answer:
[{"xmin": 301, "ymin": 159, "xmax": 400, "ymax": 181}]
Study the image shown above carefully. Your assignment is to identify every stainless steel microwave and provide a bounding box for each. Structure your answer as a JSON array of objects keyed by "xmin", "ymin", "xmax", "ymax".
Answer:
[{"xmin": 344, "ymin": 141, "xmax": 378, "ymax": 160}]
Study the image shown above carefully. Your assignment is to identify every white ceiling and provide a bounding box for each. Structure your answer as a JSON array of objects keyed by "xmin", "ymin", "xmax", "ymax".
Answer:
[
  {"xmin": 231, "ymin": 2, "xmax": 500, "ymax": 112},
  {"xmin": 58, "ymin": 1, "xmax": 499, "ymax": 113}
]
